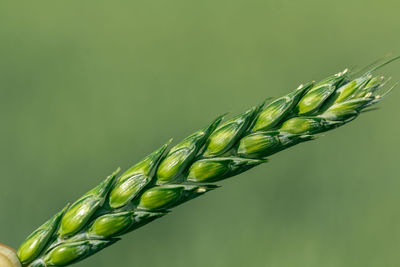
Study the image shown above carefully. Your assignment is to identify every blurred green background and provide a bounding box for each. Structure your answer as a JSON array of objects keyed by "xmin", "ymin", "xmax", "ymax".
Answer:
[{"xmin": 1, "ymin": 0, "xmax": 400, "ymax": 266}]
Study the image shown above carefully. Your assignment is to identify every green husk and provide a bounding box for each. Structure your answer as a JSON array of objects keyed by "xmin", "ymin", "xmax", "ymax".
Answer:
[
  {"xmin": 17, "ymin": 206, "xmax": 68, "ymax": 264},
  {"xmin": 156, "ymin": 116, "xmax": 223, "ymax": 184},
  {"xmin": 57, "ymin": 170, "xmax": 119, "ymax": 238},
  {"xmin": 109, "ymin": 141, "xmax": 170, "ymax": 209}
]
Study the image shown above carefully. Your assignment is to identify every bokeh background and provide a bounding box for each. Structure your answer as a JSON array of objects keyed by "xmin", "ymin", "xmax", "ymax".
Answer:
[{"xmin": 1, "ymin": 1, "xmax": 400, "ymax": 266}]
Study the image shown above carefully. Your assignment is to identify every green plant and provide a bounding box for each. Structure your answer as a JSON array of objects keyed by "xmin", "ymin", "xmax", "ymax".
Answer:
[{"xmin": 16, "ymin": 61, "xmax": 395, "ymax": 267}]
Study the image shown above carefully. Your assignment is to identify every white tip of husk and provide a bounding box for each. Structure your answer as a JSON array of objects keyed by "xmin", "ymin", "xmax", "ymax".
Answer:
[{"xmin": 0, "ymin": 243, "xmax": 22, "ymax": 267}]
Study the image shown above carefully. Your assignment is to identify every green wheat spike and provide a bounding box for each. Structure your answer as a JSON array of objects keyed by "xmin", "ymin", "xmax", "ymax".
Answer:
[{"xmin": 17, "ymin": 60, "xmax": 396, "ymax": 267}]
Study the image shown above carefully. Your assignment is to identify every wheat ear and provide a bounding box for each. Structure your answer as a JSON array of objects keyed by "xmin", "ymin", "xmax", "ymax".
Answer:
[{"xmin": 14, "ymin": 62, "xmax": 396, "ymax": 267}]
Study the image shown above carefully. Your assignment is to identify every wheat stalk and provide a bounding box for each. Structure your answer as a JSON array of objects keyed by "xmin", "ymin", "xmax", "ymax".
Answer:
[{"xmin": 14, "ymin": 62, "xmax": 395, "ymax": 267}]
